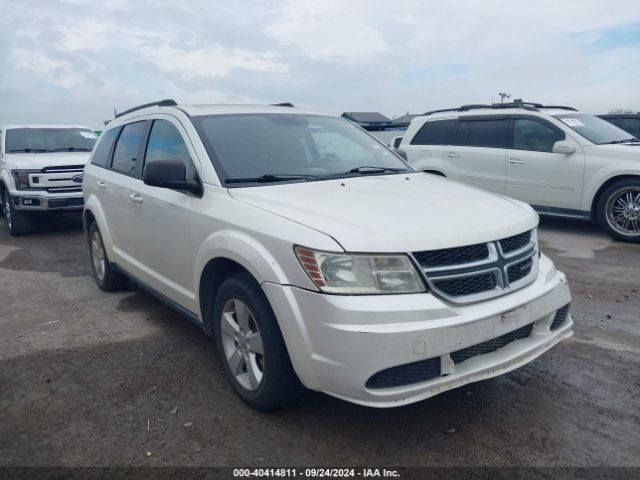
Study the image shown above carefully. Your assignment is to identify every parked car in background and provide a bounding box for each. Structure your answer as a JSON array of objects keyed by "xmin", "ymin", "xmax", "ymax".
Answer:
[
  {"xmin": 599, "ymin": 113, "xmax": 640, "ymax": 140},
  {"xmin": 400, "ymin": 102, "xmax": 640, "ymax": 242},
  {"xmin": 0, "ymin": 124, "xmax": 97, "ymax": 235},
  {"xmin": 341, "ymin": 111, "xmax": 409, "ymax": 146},
  {"xmin": 83, "ymin": 100, "xmax": 572, "ymax": 410}
]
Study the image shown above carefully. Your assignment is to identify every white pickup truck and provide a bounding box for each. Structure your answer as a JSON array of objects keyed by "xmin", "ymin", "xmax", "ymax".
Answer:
[{"xmin": 0, "ymin": 124, "xmax": 97, "ymax": 235}]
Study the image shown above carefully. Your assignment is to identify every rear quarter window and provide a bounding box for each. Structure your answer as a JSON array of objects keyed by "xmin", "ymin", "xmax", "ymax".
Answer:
[{"xmin": 411, "ymin": 119, "xmax": 456, "ymax": 145}]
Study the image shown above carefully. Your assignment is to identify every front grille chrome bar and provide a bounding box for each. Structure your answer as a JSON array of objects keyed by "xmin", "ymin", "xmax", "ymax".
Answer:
[{"xmin": 410, "ymin": 230, "xmax": 538, "ymax": 304}]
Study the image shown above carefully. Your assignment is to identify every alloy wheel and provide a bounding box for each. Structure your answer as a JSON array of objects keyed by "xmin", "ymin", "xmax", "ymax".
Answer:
[
  {"xmin": 220, "ymin": 298, "xmax": 264, "ymax": 391},
  {"xmin": 91, "ymin": 230, "xmax": 106, "ymax": 281},
  {"xmin": 606, "ymin": 187, "xmax": 640, "ymax": 237}
]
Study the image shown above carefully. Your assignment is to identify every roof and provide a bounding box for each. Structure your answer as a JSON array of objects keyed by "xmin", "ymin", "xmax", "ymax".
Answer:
[
  {"xmin": 180, "ymin": 104, "xmax": 331, "ymax": 117},
  {"xmin": 111, "ymin": 103, "xmax": 333, "ymax": 123},
  {"xmin": 341, "ymin": 112, "xmax": 392, "ymax": 124}
]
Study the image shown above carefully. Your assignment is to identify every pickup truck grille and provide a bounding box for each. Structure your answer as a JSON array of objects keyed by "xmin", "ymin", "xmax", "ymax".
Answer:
[
  {"xmin": 28, "ymin": 165, "xmax": 84, "ymax": 192},
  {"xmin": 411, "ymin": 230, "xmax": 537, "ymax": 304}
]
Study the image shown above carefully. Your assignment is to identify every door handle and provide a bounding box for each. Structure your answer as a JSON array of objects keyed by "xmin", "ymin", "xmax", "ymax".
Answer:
[
  {"xmin": 447, "ymin": 152, "xmax": 460, "ymax": 159},
  {"xmin": 509, "ymin": 158, "xmax": 524, "ymax": 164},
  {"xmin": 129, "ymin": 193, "xmax": 143, "ymax": 204},
  {"xmin": 97, "ymin": 181, "xmax": 106, "ymax": 189}
]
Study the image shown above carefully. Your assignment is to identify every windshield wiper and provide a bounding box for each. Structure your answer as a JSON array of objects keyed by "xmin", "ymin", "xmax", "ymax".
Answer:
[
  {"xmin": 224, "ymin": 174, "xmax": 319, "ymax": 184},
  {"xmin": 605, "ymin": 138, "xmax": 640, "ymax": 144},
  {"xmin": 54, "ymin": 147, "xmax": 93, "ymax": 152},
  {"xmin": 346, "ymin": 166, "xmax": 408, "ymax": 174},
  {"xmin": 8, "ymin": 148, "xmax": 53, "ymax": 153}
]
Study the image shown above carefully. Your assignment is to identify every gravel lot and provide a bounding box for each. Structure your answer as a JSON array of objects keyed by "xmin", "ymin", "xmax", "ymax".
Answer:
[{"xmin": 0, "ymin": 213, "xmax": 638, "ymax": 467}]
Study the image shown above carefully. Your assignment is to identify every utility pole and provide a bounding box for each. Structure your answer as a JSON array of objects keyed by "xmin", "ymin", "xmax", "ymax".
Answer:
[{"xmin": 499, "ymin": 93, "xmax": 510, "ymax": 104}]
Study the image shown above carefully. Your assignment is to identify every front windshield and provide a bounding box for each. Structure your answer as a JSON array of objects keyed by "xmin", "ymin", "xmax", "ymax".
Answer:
[
  {"xmin": 553, "ymin": 113, "xmax": 636, "ymax": 145},
  {"xmin": 5, "ymin": 128, "xmax": 97, "ymax": 153},
  {"xmin": 193, "ymin": 114, "xmax": 412, "ymax": 185}
]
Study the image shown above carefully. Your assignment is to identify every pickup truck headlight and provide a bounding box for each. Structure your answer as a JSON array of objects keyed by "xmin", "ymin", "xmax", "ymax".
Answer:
[
  {"xmin": 295, "ymin": 246, "xmax": 426, "ymax": 294},
  {"xmin": 11, "ymin": 169, "xmax": 39, "ymax": 190}
]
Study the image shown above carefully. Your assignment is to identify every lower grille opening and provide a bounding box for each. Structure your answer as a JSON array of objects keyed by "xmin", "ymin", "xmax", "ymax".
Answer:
[
  {"xmin": 366, "ymin": 357, "xmax": 441, "ymax": 389},
  {"xmin": 48, "ymin": 198, "xmax": 84, "ymax": 208},
  {"xmin": 550, "ymin": 304, "xmax": 570, "ymax": 331},
  {"xmin": 451, "ymin": 323, "xmax": 534, "ymax": 364}
]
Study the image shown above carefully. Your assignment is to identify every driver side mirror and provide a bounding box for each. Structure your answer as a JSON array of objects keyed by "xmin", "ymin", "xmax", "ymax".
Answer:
[
  {"xmin": 552, "ymin": 140, "xmax": 576, "ymax": 155},
  {"xmin": 143, "ymin": 158, "xmax": 202, "ymax": 195}
]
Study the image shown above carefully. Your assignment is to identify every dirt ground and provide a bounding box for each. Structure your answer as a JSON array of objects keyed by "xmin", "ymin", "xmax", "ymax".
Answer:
[{"xmin": 0, "ymin": 214, "xmax": 638, "ymax": 467}]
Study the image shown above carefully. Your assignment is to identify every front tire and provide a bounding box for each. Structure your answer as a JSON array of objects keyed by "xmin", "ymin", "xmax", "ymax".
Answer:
[
  {"xmin": 213, "ymin": 273, "xmax": 303, "ymax": 410},
  {"xmin": 3, "ymin": 190, "xmax": 31, "ymax": 236},
  {"xmin": 88, "ymin": 221, "xmax": 126, "ymax": 291},
  {"xmin": 597, "ymin": 179, "xmax": 640, "ymax": 243}
]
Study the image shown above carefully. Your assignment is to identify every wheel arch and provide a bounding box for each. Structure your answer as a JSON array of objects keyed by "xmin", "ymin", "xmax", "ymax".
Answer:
[
  {"xmin": 198, "ymin": 257, "xmax": 251, "ymax": 336},
  {"xmin": 591, "ymin": 174, "xmax": 640, "ymax": 219},
  {"xmin": 194, "ymin": 230, "xmax": 304, "ymax": 336}
]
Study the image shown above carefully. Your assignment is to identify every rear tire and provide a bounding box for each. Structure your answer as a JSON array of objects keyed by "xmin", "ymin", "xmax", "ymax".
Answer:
[
  {"xmin": 3, "ymin": 190, "xmax": 31, "ymax": 236},
  {"xmin": 213, "ymin": 272, "xmax": 304, "ymax": 411},
  {"xmin": 88, "ymin": 221, "xmax": 126, "ymax": 291},
  {"xmin": 596, "ymin": 179, "xmax": 640, "ymax": 243}
]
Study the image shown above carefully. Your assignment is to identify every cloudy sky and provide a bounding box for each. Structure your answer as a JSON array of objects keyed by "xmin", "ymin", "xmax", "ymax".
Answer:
[{"xmin": 1, "ymin": 0, "xmax": 640, "ymax": 129}]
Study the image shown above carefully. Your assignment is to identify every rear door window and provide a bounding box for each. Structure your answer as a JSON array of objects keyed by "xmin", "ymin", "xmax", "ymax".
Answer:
[
  {"xmin": 462, "ymin": 118, "xmax": 509, "ymax": 148},
  {"xmin": 111, "ymin": 121, "xmax": 147, "ymax": 176},
  {"xmin": 411, "ymin": 119, "xmax": 456, "ymax": 145}
]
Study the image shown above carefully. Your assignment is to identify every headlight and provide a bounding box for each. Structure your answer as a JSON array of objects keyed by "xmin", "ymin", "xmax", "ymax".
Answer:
[
  {"xmin": 11, "ymin": 169, "xmax": 39, "ymax": 190},
  {"xmin": 294, "ymin": 246, "xmax": 426, "ymax": 294}
]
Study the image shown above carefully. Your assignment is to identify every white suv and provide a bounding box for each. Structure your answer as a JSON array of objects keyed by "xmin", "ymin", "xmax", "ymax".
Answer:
[
  {"xmin": 0, "ymin": 124, "xmax": 97, "ymax": 235},
  {"xmin": 83, "ymin": 100, "xmax": 572, "ymax": 410},
  {"xmin": 400, "ymin": 102, "xmax": 640, "ymax": 242}
]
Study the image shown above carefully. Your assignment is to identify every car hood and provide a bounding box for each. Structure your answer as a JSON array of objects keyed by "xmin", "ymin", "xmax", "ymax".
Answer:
[
  {"xmin": 4, "ymin": 152, "xmax": 91, "ymax": 170},
  {"xmin": 229, "ymin": 173, "xmax": 538, "ymax": 252},
  {"xmin": 587, "ymin": 143, "xmax": 640, "ymax": 157}
]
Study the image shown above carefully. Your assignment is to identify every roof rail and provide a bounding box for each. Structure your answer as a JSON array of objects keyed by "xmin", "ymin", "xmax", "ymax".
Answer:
[
  {"xmin": 422, "ymin": 100, "xmax": 578, "ymax": 116},
  {"xmin": 540, "ymin": 105, "xmax": 578, "ymax": 111},
  {"xmin": 115, "ymin": 99, "xmax": 177, "ymax": 118},
  {"xmin": 271, "ymin": 102, "xmax": 295, "ymax": 107}
]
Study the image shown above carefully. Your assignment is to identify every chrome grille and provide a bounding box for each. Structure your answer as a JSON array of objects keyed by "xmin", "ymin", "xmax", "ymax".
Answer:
[
  {"xmin": 507, "ymin": 257, "xmax": 533, "ymax": 283},
  {"xmin": 412, "ymin": 243, "xmax": 489, "ymax": 268},
  {"xmin": 412, "ymin": 230, "xmax": 538, "ymax": 304},
  {"xmin": 500, "ymin": 231, "xmax": 531, "ymax": 255},
  {"xmin": 28, "ymin": 165, "xmax": 84, "ymax": 191},
  {"xmin": 436, "ymin": 272, "xmax": 497, "ymax": 297}
]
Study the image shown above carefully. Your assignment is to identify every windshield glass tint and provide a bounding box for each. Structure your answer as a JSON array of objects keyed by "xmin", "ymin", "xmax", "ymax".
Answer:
[
  {"xmin": 6, "ymin": 128, "xmax": 97, "ymax": 153},
  {"xmin": 554, "ymin": 113, "xmax": 633, "ymax": 144},
  {"xmin": 194, "ymin": 114, "xmax": 411, "ymax": 184}
]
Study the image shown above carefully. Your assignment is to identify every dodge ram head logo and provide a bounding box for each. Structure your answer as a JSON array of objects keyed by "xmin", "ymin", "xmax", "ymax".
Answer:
[{"xmin": 71, "ymin": 174, "xmax": 84, "ymax": 183}]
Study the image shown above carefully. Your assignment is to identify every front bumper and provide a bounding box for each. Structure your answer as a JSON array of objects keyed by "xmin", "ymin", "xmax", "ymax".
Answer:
[
  {"xmin": 9, "ymin": 192, "xmax": 84, "ymax": 212},
  {"xmin": 263, "ymin": 253, "xmax": 572, "ymax": 407}
]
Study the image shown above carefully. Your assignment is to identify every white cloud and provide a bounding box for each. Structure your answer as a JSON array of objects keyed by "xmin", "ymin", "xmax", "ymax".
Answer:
[
  {"xmin": 0, "ymin": 0, "xmax": 639, "ymax": 127},
  {"xmin": 265, "ymin": 0, "xmax": 388, "ymax": 62},
  {"xmin": 8, "ymin": 47, "xmax": 85, "ymax": 88},
  {"xmin": 136, "ymin": 42, "xmax": 288, "ymax": 80}
]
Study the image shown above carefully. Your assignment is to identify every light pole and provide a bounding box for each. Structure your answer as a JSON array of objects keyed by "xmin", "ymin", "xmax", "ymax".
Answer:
[{"xmin": 499, "ymin": 93, "xmax": 511, "ymax": 104}]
